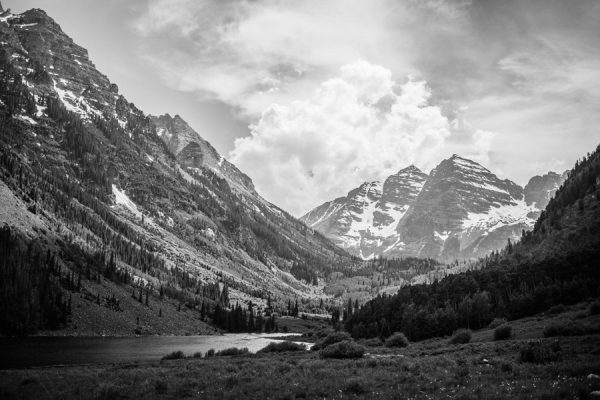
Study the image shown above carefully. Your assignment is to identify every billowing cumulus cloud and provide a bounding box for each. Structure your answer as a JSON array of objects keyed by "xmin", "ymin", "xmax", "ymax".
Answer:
[
  {"xmin": 124, "ymin": 0, "xmax": 600, "ymax": 212},
  {"xmin": 230, "ymin": 61, "xmax": 451, "ymax": 216},
  {"xmin": 131, "ymin": 0, "xmax": 465, "ymax": 116}
]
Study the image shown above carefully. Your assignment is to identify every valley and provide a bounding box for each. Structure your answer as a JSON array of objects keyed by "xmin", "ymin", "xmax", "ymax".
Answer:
[
  {"xmin": 1, "ymin": 1, "xmax": 600, "ymax": 398},
  {"xmin": 2, "ymin": 300, "xmax": 600, "ymax": 399}
]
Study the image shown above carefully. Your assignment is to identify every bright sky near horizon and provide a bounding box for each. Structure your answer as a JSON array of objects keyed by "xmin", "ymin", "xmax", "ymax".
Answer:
[{"xmin": 7, "ymin": 0, "xmax": 600, "ymax": 216}]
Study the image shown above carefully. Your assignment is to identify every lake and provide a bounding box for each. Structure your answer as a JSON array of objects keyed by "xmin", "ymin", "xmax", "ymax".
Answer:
[{"xmin": 0, "ymin": 333, "xmax": 310, "ymax": 369}]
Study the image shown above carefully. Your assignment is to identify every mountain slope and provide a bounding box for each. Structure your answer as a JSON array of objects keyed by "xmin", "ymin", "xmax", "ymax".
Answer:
[
  {"xmin": 0, "ymin": 6, "xmax": 352, "ymax": 335},
  {"xmin": 303, "ymin": 155, "xmax": 566, "ymax": 261}
]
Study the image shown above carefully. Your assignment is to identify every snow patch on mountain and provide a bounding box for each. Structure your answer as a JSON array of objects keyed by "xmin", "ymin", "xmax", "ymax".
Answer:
[
  {"xmin": 52, "ymin": 78, "xmax": 101, "ymax": 119},
  {"xmin": 462, "ymin": 200, "xmax": 535, "ymax": 232},
  {"xmin": 112, "ymin": 184, "xmax": 141, "ymax": 218}
]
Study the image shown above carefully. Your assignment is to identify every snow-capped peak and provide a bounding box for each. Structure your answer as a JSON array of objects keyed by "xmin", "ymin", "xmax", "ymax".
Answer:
[{"xmin": 303, "ymin": 155, "xmax": 564, "ymax": 261}]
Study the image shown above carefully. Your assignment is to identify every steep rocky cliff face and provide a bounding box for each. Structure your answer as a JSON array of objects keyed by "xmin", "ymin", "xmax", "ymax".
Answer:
[
  {"xmin": 302, "ymin": 155, "xmax": 566, "ymax": 261},
  {"xmin": 524, "ymin": 171, "xmax": 568, "ymax": 210},
  {"xmin": 302, "ymin": 166, "xmax": 428, "ymax": 258},
  {"xmin": 395, "ymin": 155, "xmax": 531, "ymax": 260},
  {"xmin": 150, "ymin": 113, "xmax": 256, "ymax": 194},
  {"xmin": 0, "ymin": 6, "xmax": 351, "ymax": 334}
]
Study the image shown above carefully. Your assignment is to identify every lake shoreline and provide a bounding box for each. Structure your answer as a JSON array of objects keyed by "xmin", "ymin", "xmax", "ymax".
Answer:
[{"xmin": 0, "ymin": 333, "xmax": 309, "ymax": 369}]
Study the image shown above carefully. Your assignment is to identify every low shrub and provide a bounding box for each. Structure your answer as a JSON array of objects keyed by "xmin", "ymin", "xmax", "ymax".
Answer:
[
  {"xmin": 574, "ymin": 310, "xmax": 589, "ymax": 319},
  {"xmin": 205, "ymin": 349, "xmax": 215, "ymax": 357},
  {"xmin": 519, "ymin": 341, "xmax": 562, "ymax": 364},
  {"xmin": 315, "ymin": 329, "xmax": 333, "ymax": 339},
  {"xmin": 319, "ymin": 341, "xmax": 365, "ymax": 359},
  {"xmin": 258, "ymin": 341, "xmax": 306, "ymax": 353},
  {"xmin": 215, "ymin": 347, "xmax": 249, "ymax": 356},
  {"xmin": 488, "ymin": 318, "xmax": 507, "ymax": 329},
  {"xmin": 154, "ymin": 380, "xmax": 168, "ymax": 394},
  {"xmin": 385, "ymin": 332, "xmax": 409, "ymax": 348},
  {"xmin": 192, "ymin": 352, "xmax": 203, "ymax": 358},
  {"xmin": 500, "ymin": 362, "xmax": 513, "ymax": 372},
  {"xmin": 360, "ymin": 337, "xmax": 384, "ymax": 347},
  {"xmin": 345, "ymin": 377, "xmax": 368, "ymax": 394},
  {"xmin": 590, "ymin": 301, "xmax": 600, "ymax": 315},
  {"xmin": 543, "ymin": 321, "xmax": 600, "ymax": 337},
  {"xmin": 97, "ymin": 383, "xmax": 122, "ymax": 400},
  {"xmin": 312, "ymin": 331, "xmax": 352, "ymax": 351},
  {"xmin": 161, "ymin": 351, "xmax": 186, "ymax": 360},
  {"xmin": 449, "ymin": 329, "xmax": 472, "ymax": 345},
  {"xmin": 547, "ymin": 304, "xmax": 567, "ymax": 315},
  {"xmin": 494, "ymin": 324, "xmax": 513, "ymax": 341}
]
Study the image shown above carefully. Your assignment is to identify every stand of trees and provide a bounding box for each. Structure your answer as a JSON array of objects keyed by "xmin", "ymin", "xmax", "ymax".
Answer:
[
  {"xmin": 0, "ymin": 226, "xmax": 71, "ymax": 335},
  {"xmin": 212, "ymin": 302, "xmax": 278, "ymax": 333}
]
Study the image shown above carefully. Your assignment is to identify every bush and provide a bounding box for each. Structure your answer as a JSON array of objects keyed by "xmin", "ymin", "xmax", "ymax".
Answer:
[
  {"xmin": 154, "ymin": 380, "xmax": 168, "ymax": 394},
  {"xmin": 215, "ymin": 347, "xmax": 249, "ymax": 356},
  {"xmin": 319, "ymin": 341, "xmax": 365, "ymax": 359},
  {"xmin": 385, "ymin": 332, "xmax": 410, "ymax": 348},
  {"xmin": 360, "ymin": 337, "xmax": 384, "ymax": 347},
  {"xmin": 449, "ymin": 329, "xmax": 472, "ymax": 345},
  {"xmin": 488, "ymin": 318, "xmax": 507, "ymax": 329},
  {"xmin": 258, "ymin": 341, "xmax": 306, "ymax": 353},
  {"xmin": 590, "ymin": 301, "xmax": 600, "ymax": 315},
  {"xmin": 97, "ymin": 383, "xmax": 122, "ymax": 400},
  {"xmin": 161, "ymin": 350, "xmax": 185, "ymax": 360},
  {"xmin": 519, "ymin": 341, "xmax": 561, "ymax": 363},
  {"xmin": 205, "ymin": 349, "xmax": 215, "ymax": 357},
  {"xmin": 192, "ymin": 352, "xmax": 203, "ymax": 358},
  {"xmin": 500, "ymin": 362, "xmax": 513, "ymax": 372},
  {"xmin": 312, "ymin": 331, "xmax": 352, "ymax": 351},
  {"xmin": 494, "ymin": 324, "xmax": 513, "ymax": 341},
  {"xmin": 543, "ymin": 321, "xmax": 600, "ymax": 337},
  {"xmin": 345, "ymin": 377, "xmax": 368, "ymax": 394},
  {"xmin": 547, "ymin": 304, "xmax": 567, "ymax": 315}
]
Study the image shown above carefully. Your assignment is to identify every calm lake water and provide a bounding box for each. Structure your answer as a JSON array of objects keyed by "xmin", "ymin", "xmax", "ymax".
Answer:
[{"xmin": 0, "ymin": 333, "xmax": 309, "ymax": 369}]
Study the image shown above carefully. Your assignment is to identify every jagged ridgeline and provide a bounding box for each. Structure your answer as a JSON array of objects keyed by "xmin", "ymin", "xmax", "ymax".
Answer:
[
  {"xmin": 0, "ymin": 7, "xmax": 354, "ymax": 335},
  {"xmin": 344, "ymin": 144, "xmax": 600, "ymax": 341},
  {"xmin": 302, "ymin": 156, "xmax": 569, "ymax": 261}
]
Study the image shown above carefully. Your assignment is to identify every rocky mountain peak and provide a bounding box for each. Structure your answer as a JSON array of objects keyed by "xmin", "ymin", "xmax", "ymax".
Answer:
[
  {"xmin": 0, "ymin": 7, "xmax": 122, "ymax": 123},
  {"xmin": 380, "ymin": 165, "xmax": 427, "ymax": 208},
  {"xmin": 524, "ymin": 170, "xmax": 567, "ymax": 209},
  {"xmin": 303, "ymin": 155, "xmax": 550, "ymax": 261},
  {"xmin": 150, "ymin": 113, "xmax": 256, "ymax": 194}
]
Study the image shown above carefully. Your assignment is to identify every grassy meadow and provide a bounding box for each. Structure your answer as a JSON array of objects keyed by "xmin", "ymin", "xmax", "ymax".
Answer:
[{"xmin": 1, "ymin": 301, "xmax": 600, "ymax": 399}]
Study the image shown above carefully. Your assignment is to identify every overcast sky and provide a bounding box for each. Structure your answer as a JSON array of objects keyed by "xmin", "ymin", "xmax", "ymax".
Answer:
[{"xmin": 8, "ymin": 0, "xmax": 600, "ymax": 216}]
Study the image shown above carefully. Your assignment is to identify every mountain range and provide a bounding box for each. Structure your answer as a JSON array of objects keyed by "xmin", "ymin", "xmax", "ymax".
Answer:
[
  {"xmin": 0, "ymin": 3, "xmax": 594, "ymax": 338},
  {"xmin": 301, "ymin": 156, "xmax": 567, "ymax": 261},
  {"xmin": 0, "ymin": 5, "xmax": 352, "ymax": 334}
]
